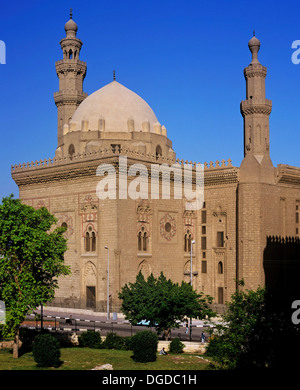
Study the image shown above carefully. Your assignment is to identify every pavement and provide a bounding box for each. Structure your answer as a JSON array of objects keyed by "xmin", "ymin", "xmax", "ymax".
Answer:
[
  {"xmin": 29, "ymin": 305, "xmax": 224, "ymax": 328},
  {"xmin": 23, "ymin": 306, "xmax": 226, "ymax": 342}
]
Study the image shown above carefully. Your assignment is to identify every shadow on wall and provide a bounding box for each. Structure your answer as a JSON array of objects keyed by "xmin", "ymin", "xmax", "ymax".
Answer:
[{"xmin": 263, "ymin": 235, "xmax": 300, "ymax": 310}]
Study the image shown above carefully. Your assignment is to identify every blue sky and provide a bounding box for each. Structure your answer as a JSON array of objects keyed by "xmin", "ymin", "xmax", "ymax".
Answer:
[{"xmin": 1, "ymin": 0, "xmax": 300, "ymax": 201}]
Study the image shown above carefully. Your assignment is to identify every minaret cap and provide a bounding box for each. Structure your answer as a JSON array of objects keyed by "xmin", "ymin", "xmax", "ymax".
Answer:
[
  {"xmin": 64, "ymin": 8, "xmax": 78, "ymax": 37},
  {"xmin": 248, "ymin": 31, "xmax": 261, "ymax": 64}
]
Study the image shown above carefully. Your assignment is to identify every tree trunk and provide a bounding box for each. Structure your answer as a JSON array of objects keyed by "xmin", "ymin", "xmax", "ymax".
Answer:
[
  {"xmin": 13, "ymin": 329, "xmax": 19, "ymax": 358},
  {"xmin": 164, "ymin": 328, "xmax": 171, "ymax": 341}
]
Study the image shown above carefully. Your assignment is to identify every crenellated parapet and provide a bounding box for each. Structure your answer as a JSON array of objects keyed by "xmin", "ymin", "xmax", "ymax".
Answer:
[
  {"xmin": 276, "ymin": 164, "xmax": 300, "ymax": 185},
  {"xmin": 11, "ymin": 144, "xmax": 234, "ymax": 172},
  {"xmin": 11, "ymin": 144, "xmax": 238, "ymax": 187}
]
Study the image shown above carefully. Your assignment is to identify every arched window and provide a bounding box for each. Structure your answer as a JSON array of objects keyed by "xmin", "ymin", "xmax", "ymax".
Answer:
[
  {"xmin": 138, "ymin": 226, "xmax": 148, "ymax": 252},
  {"xmin": 143, "ymin": 231, "xmax": 148, "ymax": 251},
  {"xmin": 156, "ymin": 145, "xmax": 162, "ymax": 160},
  {"xmin": 184, "ymin": 230, "xmax": 192, "ymax": 252},
  {"xmin": 91, "ymin": 232, "xmax": 96, "ymax": 252},
  {"xmin": 218, "ymin": 261, "xmax": 223, "ymax": 274},
  {"xmin": 138, "ymin": 231, "xmax": 142, "ymax": 251},
  {"xmin": 69, "ymin": 144, "xmax": 75, "ymax": 158},
  {"xmin": 85, "ymin": 226, "xmax": 96, "ymax": 252},
  {"xmin": 69, "ymin": 49, "xmax": 73, "ymax": 59},
  {"xmin": 85, "ymin": 232, "xmax": 90, "ymax": 251}
]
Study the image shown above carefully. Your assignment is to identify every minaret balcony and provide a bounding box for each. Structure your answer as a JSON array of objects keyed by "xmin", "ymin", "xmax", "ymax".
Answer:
[
  {"xmin": 240, "ymin": 99, "xmax": 272, "ymax": 116},
  {"xmin": 55, "ymin": 59, "xmax": 87, "ymax": 74},
  {"xmin": 54, "ymin": 90, "xmax": 88, "ymax": 106}
]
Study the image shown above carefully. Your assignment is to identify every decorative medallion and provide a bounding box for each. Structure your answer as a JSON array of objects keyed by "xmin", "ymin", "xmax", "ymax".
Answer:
[
  {"xmin": 159, "ymin": 213, "xmax": 176, "ymax": 241},
  {"xmin": 138, "ymin": 260, "xmax": 151, "ymax": 279}
]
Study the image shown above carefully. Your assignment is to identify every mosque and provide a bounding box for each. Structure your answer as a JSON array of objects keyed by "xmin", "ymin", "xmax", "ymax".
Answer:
[{"xmin": 11, "ymin": 13, "xmax": 300, "ymax": 313}]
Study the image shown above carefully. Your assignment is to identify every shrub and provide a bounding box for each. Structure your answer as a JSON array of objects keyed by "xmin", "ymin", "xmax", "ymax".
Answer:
[
  {"xmin": 55, "ymin": 332, "xmax": 75, "ymax": 348},
  {"xmin": 131, "ymin": 330, "xmax": 158, "ymax": 363},
  {"xmin": 19, "ymin": 328, "xmax": 41, "ymax": 353},
  {"xmin": 124, "ymin": 336, "xmax": 134, "ymax": 351},
  {"xmin": 102, "ymin": 332, "xmax": 125, "ymax": 350},
  {"xmin": 32, "ymin": 333, "xmax": 61, "ymax": 367},
  {"xmin": 79, "ymin": 330, "xmax": 101, "ymax": 348},
  {"xmin": 169, "ymin": 338, "xmax": 185, "ymax": 354}
]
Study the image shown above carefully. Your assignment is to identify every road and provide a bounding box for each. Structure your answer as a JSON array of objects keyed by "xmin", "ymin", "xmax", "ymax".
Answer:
[{"xmin": 25, "ymin": 308, "xmax": 216, "ymax": 342}]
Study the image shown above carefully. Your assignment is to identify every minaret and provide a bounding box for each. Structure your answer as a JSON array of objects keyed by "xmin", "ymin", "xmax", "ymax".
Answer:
[
  {"xmin": 240, "ymin": 33, "xmax": 272, "ymax": 163},
  {"xmin": 237, "ymin": 34, "xmax": 276, "ymax": 292},
  {"xmin": 54, "ymin": 9, "xmax": 87, "ymax": 147}
]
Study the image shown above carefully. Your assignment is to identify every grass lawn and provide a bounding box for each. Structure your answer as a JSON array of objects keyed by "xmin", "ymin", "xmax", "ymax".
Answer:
[{"xmin": 0, "ymin": 347, "xmax": 214, "ymax": 370}]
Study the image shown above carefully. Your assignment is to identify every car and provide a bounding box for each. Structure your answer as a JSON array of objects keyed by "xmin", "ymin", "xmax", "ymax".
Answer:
[
  {"xmin": 137, "ymin": 319, "xmax": 150, "ymax": 326},
  {"xmin": 137, "ymin": 319, "xmax": 158, "ymax": 326}
]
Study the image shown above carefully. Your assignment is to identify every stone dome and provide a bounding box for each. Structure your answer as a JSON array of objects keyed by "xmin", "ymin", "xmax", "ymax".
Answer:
[
  {"xmin": 248, "ymin": 33, "xmax": 261, "ymax": 64},
  {"xmin": 248, "ymin": 35, "xmax": 260, "ymax": 50},
  {"xmin": 70, "ymin": 81, "xmax": 162, "ymax": 133},
  {"xmin": 65, "ymin": 18, "xmax": 78, "ymax": 33}
]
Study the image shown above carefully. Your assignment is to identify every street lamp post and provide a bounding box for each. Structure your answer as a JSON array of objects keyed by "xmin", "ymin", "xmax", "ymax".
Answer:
[
  {"xmin": 105, "ymin": 246, "xmax": 110, "ymax": 320},
  {"xmin": 190, "ymin": 239, "xmax": 195, "ymax": 341}
]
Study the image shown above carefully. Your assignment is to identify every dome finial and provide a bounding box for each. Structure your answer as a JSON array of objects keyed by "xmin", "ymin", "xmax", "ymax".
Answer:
[
  {"xmin": 248, "ymin": 32, "xmax": 261, "ymax": 64},
  {"xmin": 113, "ymin": 70, "xmax": 116, "ymax": 81},
  {"xmin": 64, "ymin": 8, "xmax": 78, "ymax": 37}
]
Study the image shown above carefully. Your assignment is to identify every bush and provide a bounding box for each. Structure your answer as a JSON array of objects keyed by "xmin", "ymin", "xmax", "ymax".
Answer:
[
  {"xmin": 32, "ymin": 333, "xmax": 61, "ymax": 367},
  {"xmin": 55, "ymin": 332, "xmax": 75, "ymax": 348},
  {"xmin": 131, "ymin": 330, "xmax": 158, "ymax": 363},
  {"xmin": 79, "ymin": 330, "xmax": 101, "ymax": 348},
  {"xmin": 169, "ymin": 338, "xmax": 185, "ymax": 354},
  {"xmin": 19, "ymin": 328, "xmax": 41, "ymax": 353},
  {"xmin": 124, "ymin": 336, "xmax": 134, "ymax": 351},
  {"xmin": 102, "ymin": 332, "xmax": 126, "ymax": 350}
]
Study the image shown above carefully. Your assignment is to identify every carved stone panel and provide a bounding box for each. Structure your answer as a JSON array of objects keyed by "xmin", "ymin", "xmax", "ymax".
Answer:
[{"xmin": 159, "ymin": 213, "xmax": 177, "ymax": 242}]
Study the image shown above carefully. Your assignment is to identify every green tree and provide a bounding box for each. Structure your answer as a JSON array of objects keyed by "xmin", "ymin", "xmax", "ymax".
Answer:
[
  {"xmin": 118, "ymin": 271, "xmax": 215, "ymax": 339},
  {"xmin": 206, "ymin": 280, "xmax": 300, "ymax": 369},
  {"xmin": 0, "ymin": 195, "xmax": 70, "ymax": 358}
]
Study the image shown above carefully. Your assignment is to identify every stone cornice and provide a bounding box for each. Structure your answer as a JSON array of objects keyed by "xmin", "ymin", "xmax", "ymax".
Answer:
[
  {"xmin": 55, "ymin": 60, "xmax": 87, "ymax": 75},
  {"xmin": 244, "ymin": 64, "xmax": 267, "ymax": 78},
  {"xmin": 11, "ymin": 147, "xmax": 238, "ymax": 187},
  {"xmin": 240, "ymin": 99, "xmax": 272, "ymax": 116},
  {"xmin": 276, "ymin": 164, "xmax": 300, "ymax": 186},
  {"xmin": 54, "ymin": 91, "xmax": 88, "ymax": 106}
]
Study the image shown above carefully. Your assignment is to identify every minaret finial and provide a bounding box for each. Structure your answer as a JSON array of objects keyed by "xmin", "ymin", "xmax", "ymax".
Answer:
[
  {"xmin": 70, "ymin": 8, "xmax": 73, "ymax": 19},
  {"xmin": 253, "ymin": 29, "xmax": 255, "ymax": 37},
  {"xmin": 113, "ymin": 70, "xmax": 116, "ymax": 81}
]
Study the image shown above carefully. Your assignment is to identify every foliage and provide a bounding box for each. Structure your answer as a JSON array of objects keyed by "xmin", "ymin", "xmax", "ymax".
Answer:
[
  {"xmin": 0, "ymin": 195, "xmax": 70, "ymax": 356},
  {"xmin": 169, "ymin": 338, "xmax": 185, "ymax": 354},
  {"xmin": 78, "ymin": 331, "xmax": 133, "ymax": 351},
  {"xmin": 78, "ymin": 330, "xmax": 102, "ymax": 349},
  {"xmin": 19, "ymin": 328, "xmax": 49, "ymax": 354},
  {"xmin": 131, "ymin": 330, "xmax": 158, "ymax": 363},
  {"xmin": 123, "ymin": 336, "xmax": 134, "ymax": 351},
  {"xmin": 101, "ymin": 332, "xmax": 126, "ymax": 350},
  {"xmin": 119, "ymin": 271, "xmax": 215, "ymax": 338},
  {"xmin": 206, "ymin": 280, "xmax": 300, "ymax": 369},
  {"xmin": 32, "ymin": 333, "xmax": 61, "ymax": 367}
]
